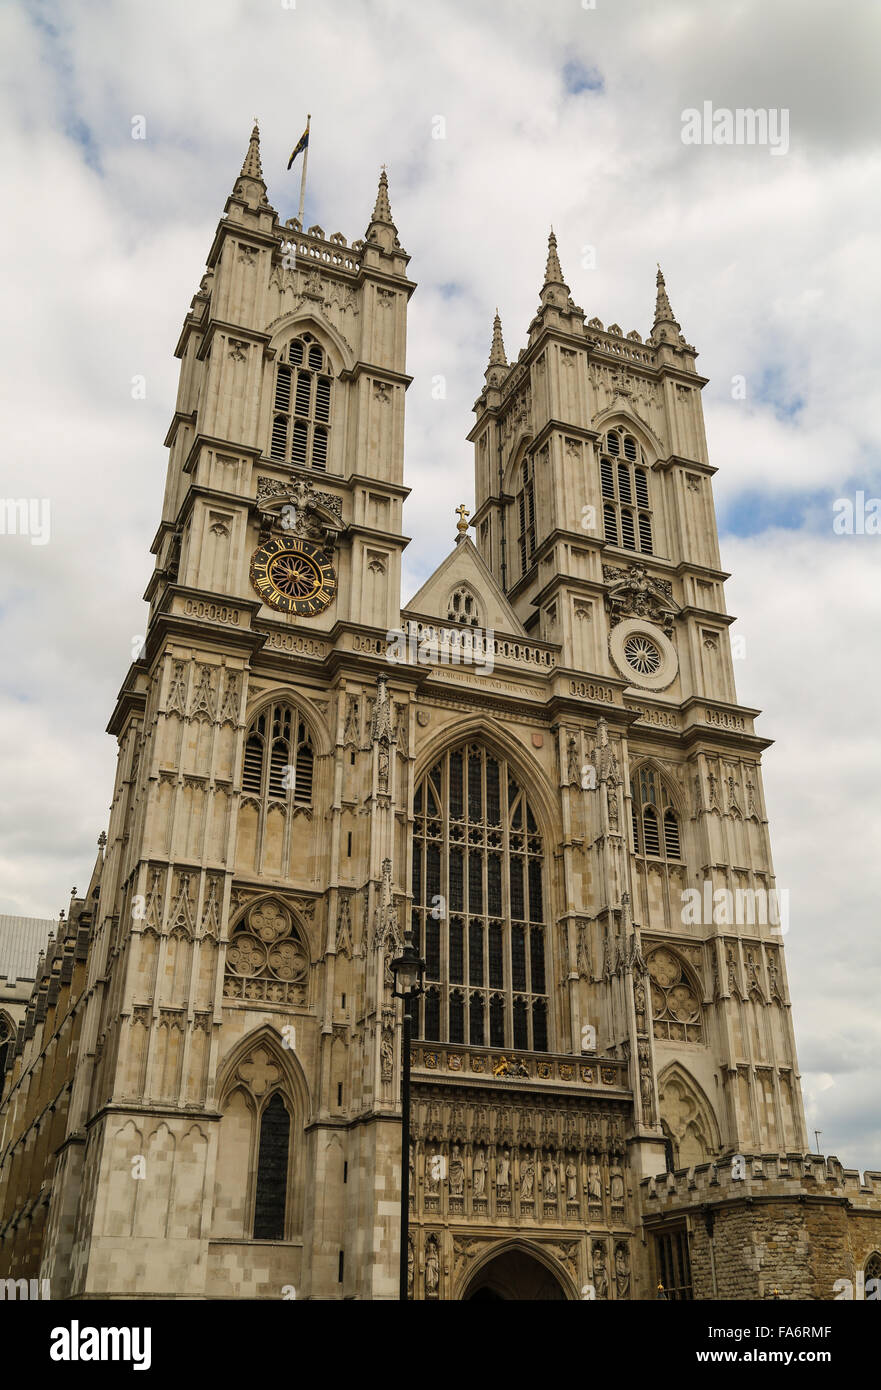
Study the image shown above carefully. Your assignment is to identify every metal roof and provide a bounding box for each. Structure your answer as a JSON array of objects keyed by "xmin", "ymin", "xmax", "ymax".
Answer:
[{"xmin": 0, "ymin": 915, "xmax": 56, "ymax": 983}]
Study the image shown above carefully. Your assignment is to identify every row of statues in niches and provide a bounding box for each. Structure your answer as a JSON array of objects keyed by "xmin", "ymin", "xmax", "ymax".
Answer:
[{"xmin": 410, "ymin": 1140, "xmax": 628, "ymax": 1211}]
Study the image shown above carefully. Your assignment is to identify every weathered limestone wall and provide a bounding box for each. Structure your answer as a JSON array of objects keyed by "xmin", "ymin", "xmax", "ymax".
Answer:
[{"xmin": 641, "ymin": 1154, "xmax": 881, "ymax": 1299}]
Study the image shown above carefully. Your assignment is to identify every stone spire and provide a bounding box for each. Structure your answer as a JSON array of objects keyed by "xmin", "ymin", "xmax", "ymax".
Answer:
[
  {"xmin": 650, "ymin": 264, "xmax": 681, "ymax": 343},
  {"xmin": 366, "ymin": 167, "xmax": 400, "ymax": 252},
  {"xmin": 231, "ymin": 118, "xmax": 270, "ymax": 211},
  {"xmin": 372, "ymin": 168, "xmax": 394, "ymax": 224},
  {"xmin": 488, "ymin": 309, "xmax": 507, "ymax": 366},
  {"xmin": 538, "ymin": 228, "xmax": 570, "ymax": 311},
  {"xmin": 240, "ymin": 121, "xmax": 263, "ymax": 180},
  {"xmin": 544, "ymin": 228, "xmax": 566, "ymax": 287},
  {"xmin": 484, "ymin": 309, "xmax": 508, "ymax": 387}
]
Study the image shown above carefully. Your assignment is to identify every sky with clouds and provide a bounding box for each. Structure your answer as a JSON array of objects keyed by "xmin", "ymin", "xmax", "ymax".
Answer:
[{"xmin": 1, "ymin": 0, "xmax": 879, "ymax": 1168}]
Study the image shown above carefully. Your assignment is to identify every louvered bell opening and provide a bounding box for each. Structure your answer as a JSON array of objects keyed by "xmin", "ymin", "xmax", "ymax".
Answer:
[
  {"xmin": 291, "ymin": 421, "xmax": 308, "ymax": 468},
  {"xmin": 294, "ymin": 742, "xmax": 314, "ymax": 803},
  {"xmin": 311, "ymin": 427, "xmax": 328, "ymax": 471},
  {"xmin": 295, "ymin": 371, "xmax": 312, "ymax": 417},
  {"xmin": 643, "ymin": 806, "xmax": 661, "ymax": 856},
  {"xmin": 242, "ymin": 736, "xmax": 264, "ymax": 794},
  {"xmin": 274, "ymin": 365, "xmax": 292, "ymax": 412},
  {"xmin": 308, "ymin": 344, "xmax": 323, "ymax": 370},
  {"xmin": 315, "ymin": 377, "xmax": 331, "ymax": 423},
  {"xmin": 270, "ymin": 415, "xmax": 289, "ymax": 461},
  {"xmin": 635, "ymin": 467, "xmax": 650, "ymax": 508},
  {"xmin": 603, "ymin": 504, "xmax": 618, "ymax": 544},
  {"xmin": 631, "ymin": 802, "xmax": 640, "ymax": 853},
  {"xmin": 606, "ymin": 432, "xmax": 620, "ymax": 456},
  {"xmin": 664, "ymin": 811, "xmax": 681, "ymax": 859},
  {"xmin": 289, "ymin": 339, "xmax": 304, "ymax": 365},
  {"xmin": 617, "ymin": 463, "xmax": 632, "ymax": 504},
  {"xmin": 623, "ymin": 435, "xmax": 637, "ymax": 461},
  {"xmin": 601, "ymin": 459, "xmax": 615, "ymax": 499},
  {"xmin": 268, "ymin": 740, "xmax": 290, "ymax": 798},
  {"xmin": 621, "ymin": 510, "xmax": 636, "ymax": 550},
  {"xmin": 639, "ymin": 513, "xmax": 653, "ymax": 554}
]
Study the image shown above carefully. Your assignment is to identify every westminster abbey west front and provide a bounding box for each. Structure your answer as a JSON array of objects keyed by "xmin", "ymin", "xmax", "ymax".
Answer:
[{"xmin": 1, "ymin": 126, "xmax": 879, "ymax": 1302}]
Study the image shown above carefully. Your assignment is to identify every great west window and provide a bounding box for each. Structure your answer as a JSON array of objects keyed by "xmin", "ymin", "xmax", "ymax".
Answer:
[{"xmin": 410, "ymin": 742, "xmax": 549, "ymax": 1051}]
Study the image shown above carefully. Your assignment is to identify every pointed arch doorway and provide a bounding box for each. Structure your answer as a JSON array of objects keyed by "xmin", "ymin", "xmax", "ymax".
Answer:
[{"xmin": 460, "ymin": 1245, "xmax": 571, "ymax": 1301}]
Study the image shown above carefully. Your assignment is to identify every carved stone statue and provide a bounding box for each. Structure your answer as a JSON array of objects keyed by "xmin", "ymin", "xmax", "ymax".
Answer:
[
  {"xmin": 565, "ymin": 1158, "xmax": 577, "ymax": 1202},
  {"xmin": 450, "ymin": 1143, "xmax": 464, "ymax": 1196},
  {"xmin": 407, "ymin": 1235, "xmax": 414, "ymax": 1296},
  {"xmin": 615, "ymin": 1242, "xmax": 630, "ymax": 1299},
  {"xmin": 425, "ymin": 1152, "xmax": 440, "ymax": 1194},
  {"xmin": 473, "ymin": 1147, "xmax": 487, "ymax": 1196},
  {"xmin": 380, "ymin": 1026, "xmax": 394, "ymax": 1082},
  {"xmin": 425, "ymin": 1234, "xmax": 439, "ymax": 1296},
  {"xmin": 408, "ymin": 1141, "xmax": 415, "ymax": 1192},
  {"xmin": 593, "ymin": 1242, "xmax": 608, "ymax": 1300},
  {"xmin": 543, "ymin": 1155, "xmax": 557, "ymax": 1200},
  {"xmin": 634, "ymin": 978, "xmax": 647, "ymax": 1032},
  {"xmin": 610, "ymin": 1165, "xmax": 624, "ymax": 1205},
  {"xmin": 640, "ymin": 1064, "xmax": 654, "ymax": 1119},
  {"xmin": 567, "ymin": 735, "xmax": 580, "ymax": 786},
  {"xmin": 497, "ymin": 1147, "xmax": 511, "ymax": 1192},
  {"xmin": 588, "ymin": 1162, "xmax": 603, "ymax": 1203},
  {"xmin": 520, "ymin": 1154, "xmax": 535, "ymax": 1200}
]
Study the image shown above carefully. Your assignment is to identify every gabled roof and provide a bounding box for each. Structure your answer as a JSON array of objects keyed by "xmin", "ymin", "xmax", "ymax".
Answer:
[
  {"xmin": 0, "ymin": 916, "xmax": 54, "ymax": 983},
  {"xmin": 403, "ymin": 538, "xmax": 526, "ymax": 636}
]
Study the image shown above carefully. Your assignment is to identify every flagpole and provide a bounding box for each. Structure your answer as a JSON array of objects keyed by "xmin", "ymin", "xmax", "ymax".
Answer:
[{"xmin": 298, "ymin": 113, "xmax": 311, "ymax": 226}]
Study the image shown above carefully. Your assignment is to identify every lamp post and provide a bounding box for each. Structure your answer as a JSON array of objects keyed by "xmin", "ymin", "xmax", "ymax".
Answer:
[{"xmin": 390, "ymin": 930, "xmax": 425, "ymax": 1301}]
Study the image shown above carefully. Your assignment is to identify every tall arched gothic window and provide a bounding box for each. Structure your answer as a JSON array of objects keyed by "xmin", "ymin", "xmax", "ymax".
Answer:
[
  {"xmin": 516, "ymin": 457, "xmax": 536, "ymax": 577},
  {"xmin": 600, "ymin": 428, "xmax": 653, "ymax": 555},
  {"xmin": 253, "ymin": 1090, "xmax": 292, "ymax": 1239},
  {"xmin": 630, "ymin": 766, "xmax": 681, "ymax": 860},
  {"xmin": 213, "ymin": 1037, "xmax": 299, "ymax": 1243},
  {"xmin": 269, "ymin": 334, "xmax": 332, "ymax": 471},
  {"xmin": 242, "ymin": 703, "xmax": 314, "ymax": 807},
  {"xmin": 410, "ymin": 742, "xmax": 549, "ymax": 1052}
]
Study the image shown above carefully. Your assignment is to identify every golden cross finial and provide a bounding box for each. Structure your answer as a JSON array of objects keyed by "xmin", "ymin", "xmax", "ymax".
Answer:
[{"xmin": 455, "ymin": 503, "xmax": 470, "ymax": 535}]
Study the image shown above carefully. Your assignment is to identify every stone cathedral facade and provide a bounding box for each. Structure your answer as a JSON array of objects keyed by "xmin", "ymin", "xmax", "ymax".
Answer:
[{"xmin": 1, "ymin": 126, "xmax": 879, "ymax": 1302}]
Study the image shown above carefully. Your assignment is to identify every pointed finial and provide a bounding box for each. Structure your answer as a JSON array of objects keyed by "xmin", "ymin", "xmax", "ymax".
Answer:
[
  {"xmin": 97, "ymin": 830, "xmax": 107, "ymax": 850},
  {"xmin": 372, "ymin": 167, "xmax": 394, "ymax": 224},
  {"xmin": 651, "ymin": 263, "xmax": 681, "ymax": 339},
  {"xmin": 488, "ymin": 309, "xmax": 507, "ymax": 368},
  {"xmin": 455, "ymin": 503, "xmax": 470, "ymax": 540},
  {"xmin": 544, "ymin": 227, "xmax": 566, "ymax": 287},
  {"xmin": 240, "ymin": 120, "xmax": 263, "ymax": 181}
]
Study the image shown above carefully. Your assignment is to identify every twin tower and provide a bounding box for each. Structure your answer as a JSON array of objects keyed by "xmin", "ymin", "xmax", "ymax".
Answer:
[{"xmin": 4, "ymin": 124, "xmax": 871, "ymax": 1304}]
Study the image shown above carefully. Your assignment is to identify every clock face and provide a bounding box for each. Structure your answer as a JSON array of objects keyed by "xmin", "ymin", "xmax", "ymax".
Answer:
[{"xmin": 249, "ymin": 536, "xmax": 336, "ymax": 616}]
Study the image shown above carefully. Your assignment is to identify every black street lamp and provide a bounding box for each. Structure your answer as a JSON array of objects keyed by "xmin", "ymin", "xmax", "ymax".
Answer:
[{"xmin": 390, "ymin": 930, "xmax": 425, "ymax": 1301}]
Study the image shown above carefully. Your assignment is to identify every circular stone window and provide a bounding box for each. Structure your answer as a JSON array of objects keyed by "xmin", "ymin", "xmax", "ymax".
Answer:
[
  {"xmin": 609, "ymin": 618, "xmax": 678, "ymax": 691},
  {"xmin": 623, "ymin": 633, "xmax": 661, "ymax": 676}
]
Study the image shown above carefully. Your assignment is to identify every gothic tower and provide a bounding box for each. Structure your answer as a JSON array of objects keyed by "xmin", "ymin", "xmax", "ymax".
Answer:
[
  {"xmin": 38, "ymin": 125, "xmax": 417, "ymax": 1300},
  {"xmin": 469, "ymin": 236, "xmax": 809, "ymax": 1174}
]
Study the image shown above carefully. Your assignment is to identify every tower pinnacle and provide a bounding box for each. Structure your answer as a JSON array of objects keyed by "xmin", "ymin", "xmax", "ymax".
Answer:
[
  {"xmin": 372, "ymin": 168, "xmax": 394, "ymax": 225},
  {"xmin": 240, "ymin": 121, "xmax": 264, "ymax": 181},
  {"xmin": 489, "ymin": 309, "xmax": 507, "ymax": 366},
  {"xmin": 543, "ymin": 228, "xmax": 566, "ymax": 288},
  {"xmin": 650, "ymin": 264, "xmax": 682, "ymax": 342},
  {"xmin": 230, "ymin": 118, "xmax": 270, "ymax": 211}
]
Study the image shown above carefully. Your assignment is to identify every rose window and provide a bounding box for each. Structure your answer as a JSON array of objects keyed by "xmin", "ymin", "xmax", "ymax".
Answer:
[{"xmin": 623, "ymin": 633, "xmax": 661, "ymax": 675}]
